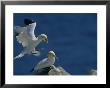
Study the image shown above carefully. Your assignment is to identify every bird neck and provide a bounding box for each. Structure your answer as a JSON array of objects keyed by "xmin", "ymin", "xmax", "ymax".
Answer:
[
  {"xmin": 26, "ymin": 22, "xmax": 36, "ymax": 39},
  {"xmin": 26, "ymin": 22, "xmax": 36, "ymax": 30},
  {"xmin": 48, "ymin": 57, "xmax": 55, "ymax": 60},
  {"xmin": 35, "ymin": 38, "xmax": 42, "ymax": 45}
]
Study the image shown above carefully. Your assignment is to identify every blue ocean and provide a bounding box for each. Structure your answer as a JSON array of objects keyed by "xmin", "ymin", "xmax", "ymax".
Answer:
[{"xmin": 14, "ymin": 13, "xmax": 97, "ymax": 75}]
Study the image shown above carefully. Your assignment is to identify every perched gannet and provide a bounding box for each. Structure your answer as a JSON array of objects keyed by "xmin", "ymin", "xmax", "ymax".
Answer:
[
  {"xmin": 33, "ymin": 51, "xmax": 56, "ymax": 74},
  {"xmin": 14, "ymin": 19, "xmax": 48, "ymax": 59}
]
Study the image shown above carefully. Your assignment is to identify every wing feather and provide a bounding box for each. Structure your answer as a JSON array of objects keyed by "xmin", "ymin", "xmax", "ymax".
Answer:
[
  {"xmin": 34, "ymin": 58, "xmax": 55, "ymax": 70},
  {"xmin": 16, "ymin": 30, "xmax": 32, "ymax": 47},
  {"xmin": 15, "ymin": 22, "xmax": 37, "ymax": 47},
  {"xmin": 14, "ymin": 26, "xmax": 27, "ymax": 34}
]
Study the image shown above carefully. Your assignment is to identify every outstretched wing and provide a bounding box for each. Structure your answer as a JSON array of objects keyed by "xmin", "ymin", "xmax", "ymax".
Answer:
[
  {"xmin": 15, "ymin": 22, "xmax": 37, "ymax": 47},
  {"xmin": 14, "ymin": 26, "xmax": 27, "ymax": 36},
  {"xmin": 16, "ymin": 29, "xmax": 32, "ymax": 47}
]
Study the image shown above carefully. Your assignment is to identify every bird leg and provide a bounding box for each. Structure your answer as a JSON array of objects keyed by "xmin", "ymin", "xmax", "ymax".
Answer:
[{"xmin": 31, "ymin": 49, "xmax": 40, "ymax": 56}]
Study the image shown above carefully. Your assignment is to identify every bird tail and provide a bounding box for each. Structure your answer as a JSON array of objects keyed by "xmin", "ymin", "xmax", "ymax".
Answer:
[
  {"xmin": 14, "ymin": 53, "xmax": 24, "ymax": 59},
  {"xmin": 32, "ymin": 51, "xmax": 41, "ymax": 56}
]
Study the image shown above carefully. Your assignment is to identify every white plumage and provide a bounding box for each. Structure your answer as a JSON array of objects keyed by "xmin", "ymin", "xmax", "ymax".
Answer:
[
  {"xmin": 14, "ymin": 22, "xmax": 48, "ymax": 59},
  {"xmin": 33, "ymin": 51, "xmax": 56, "ymax": 74},
  {"xmin": 34, "ymin": 57, "xmax": 55, "ymax": 71}
]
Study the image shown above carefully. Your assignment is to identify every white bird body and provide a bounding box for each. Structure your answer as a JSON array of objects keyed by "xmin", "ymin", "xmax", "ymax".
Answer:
[
  {"xmin": 14, "ymin": 22, "xmax": 47, "ymax": 59},
  {"xmin": 34, "ymin": 57, "xmax": 55, "ymax": 71}
]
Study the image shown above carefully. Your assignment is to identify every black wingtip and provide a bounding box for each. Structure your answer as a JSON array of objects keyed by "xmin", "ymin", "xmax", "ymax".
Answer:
[
  {"xmin": 24, "ymin": 18, "xmax": 34, "ymax": 25},
  {"xmin": 15, "ymin": 32, "xmax": 19, "ymax": 37}
]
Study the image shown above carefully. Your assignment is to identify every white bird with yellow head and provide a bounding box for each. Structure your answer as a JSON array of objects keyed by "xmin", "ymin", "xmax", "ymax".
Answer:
[
  {"xmin": 33, "ymin": 51, "xmax": 56, "ymax": 75},
  {"xmin": 14, "ymin": 19, "xmax": 48, "ymax": 59}
]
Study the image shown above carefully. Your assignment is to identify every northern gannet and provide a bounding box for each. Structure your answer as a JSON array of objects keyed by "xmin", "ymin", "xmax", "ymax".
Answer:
[
  {"xmin": 14, "ymin": 19, "xmax": 48, "ymax": 59},
  {"xmin": 33, "ymin": 51, "xmax": 56, "ymax": 74}
]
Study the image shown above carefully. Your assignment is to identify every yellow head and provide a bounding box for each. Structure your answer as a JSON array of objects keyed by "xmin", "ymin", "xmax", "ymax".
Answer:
[
  {"xmin": 39, "ymin": 34, "xmax": 48, "ymax": 43},
  {"xmin": 48, "ymin": 51, "xmax": 56, "ymax": 59}
]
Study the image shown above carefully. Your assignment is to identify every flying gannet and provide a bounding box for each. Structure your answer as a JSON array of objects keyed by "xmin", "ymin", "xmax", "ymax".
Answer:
[{"xmin": 14, "ymin": 19, "xmax": 48, "ymax": 59}]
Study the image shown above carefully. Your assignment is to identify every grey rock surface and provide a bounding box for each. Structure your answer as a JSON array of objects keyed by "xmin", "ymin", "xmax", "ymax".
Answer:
[
  {"xmin": 48, "ymin": 66, "xmax": 70, "ymax": 75},
  {"xmin": 88, "ymin": 69, "xmax": 97, "ymax": 75},
  {"xmin": 34, "ymin": 66, "xmax": 70, "ymax": 75}
]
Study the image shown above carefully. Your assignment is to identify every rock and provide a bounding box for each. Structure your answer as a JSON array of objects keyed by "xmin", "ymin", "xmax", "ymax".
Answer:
[
  {"xmin": 34, "ymin": 66, "xmax": 70, "ymax": 75},
  {"xmin": 48, "ymin": 66, "xmax": 70, "ymax": 75},
  {"xmin": 88, "ymin": 69, "xmax": 97, "ymax": 75},
  {"xmin": 34, "ymin": 67, "xmax": 51, "ymax": 75}
]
